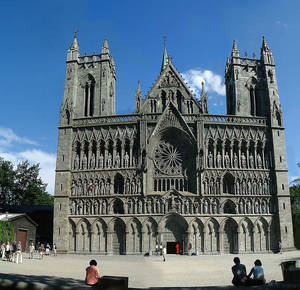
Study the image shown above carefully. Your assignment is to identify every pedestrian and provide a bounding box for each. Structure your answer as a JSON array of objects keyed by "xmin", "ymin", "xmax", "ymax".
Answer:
[
  {"xmin": 11, "ymin": 241, "xmax": 17, "ymax": 262},
  {"xmin": 175, "ymin": 243, "xmax": 179, "ymax": 255},
  {"xmin": 278, "ymin": 240, "xmax": 282, "ymax": 254},
  {"xmin": 39, "ymin": 243, "xmax": 44, "ymax": 260},
  {"xmin": 85, "ymin": 259, "xmax": 100, "ymax": 286},
  {"xmin": 45, "ymin": 243, "xmax": 50, "ymax": 255},
  {"xmin": 16, "ymin": 241, "xmax": 23, "ymax": 264},
  {"xmin": 231, "ymin": 257, "xmax": 247, "ymax": 286},
  {"xmin": 159, "ymin": 243, "xmax": 163, "ymax": 255},
  {"xmin": 53, "ymin": 243, "xmax": 57, "ymax": 256},
  {"xmin": 155, "ymin": 243, "xmax": 159, "ymax": 256},
  {"xmin": 29, "ymin": 242, "xmax": 35, "ymax": 259},
  {"xmin": 246, "ymin": 259, "xmax": 266, "ymax": 286},
  {"xmin": 1, "ymin": 242, "xmax": 5, "ymax": 260},
  {"xmin": 5, "ymin": 241, "xmax": 11, "ymax": 261},
  {"xmin": 162, "ymin": 245, "xmax": 167, "ymax": 262}
]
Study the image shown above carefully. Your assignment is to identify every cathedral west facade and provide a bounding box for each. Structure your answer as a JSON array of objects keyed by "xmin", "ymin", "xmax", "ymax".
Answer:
[{"xmin": 53, "ymin": 34, "xmax": 294, "ymax": 255}]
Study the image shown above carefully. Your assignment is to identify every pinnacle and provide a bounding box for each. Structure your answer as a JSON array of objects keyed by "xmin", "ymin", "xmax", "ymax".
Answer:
[
  {"xmin": 231, "ymin": 40, "xmax": 239, "ymax": 57},
  {"xmin": 101, "ymin": 39, "xmax": 110, "ymax": 54},
  {"xmin": 70, "ymin": 30, "xmax": 79, "ymax": 50}
]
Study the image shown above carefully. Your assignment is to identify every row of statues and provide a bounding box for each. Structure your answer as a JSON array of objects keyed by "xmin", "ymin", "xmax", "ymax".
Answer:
[
  {"xmin": 73, "ymin": 150, "xmax": 137, "ymax": 170},
  {"xmin": 207, "ymin": 151, "xmax": 265, "ymax": 169},
  {"xmin": 70, "ymin": 176, "xmax": 142, "ymax": 196},
  {"xmin": 203, "ymin": 178, "xmax": 271, "ymax": 195},
  {"xmin": 69, "ymin": 196, "xmax": 272, "ymax": 216}
]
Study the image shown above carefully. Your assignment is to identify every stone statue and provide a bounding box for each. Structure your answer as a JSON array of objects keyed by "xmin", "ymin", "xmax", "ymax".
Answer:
[
  {"xmin": 124, "ymin": 152, "xmax": 129, "ymax": 167},
  {"xmin": 115, "ymin": 153, "xmax": 120, "ymax": 168},
  {"xmin": 249, "ymin": 153, "xmax": 254, "ymax": 168},
  {"xmin": 242, "ymin": 180, "xmax": 246, "ymax": 194},
  {"xmin": 224, "ymin": 152, "xmax": 230, "ymax": 168},
  {"xmin": 98, "ymin": 154, "xmax": 104, "ymax": 168},
  {"xmin": 90, "ymin": 153, "xmax": 96, "ymax": 169},
  {"xmin": 107, "ymin": 153, "xmax": 112, "ymax": 168},
  {"xmin": 94, "ymin": 180, "xmax": 99, "ymax": 195},
  {"xmin": 261, "ymin": 201, "xmax": 266, "ymax": 214},
  {"xmin": 241, "ymin": 152, "xmax": 247, "ymax": 168},
  {"xmin": 257, "ymin": 153, "xmax": 262, "ymax": 169},
  {"xmin": 74, "ymin": 154, "xmax": 79, "ymax": 170},
  {"xmin": 71, "ymin": 180, "xmax": 76, "ymax": 196},
  {"xmin": 216, "ymin": 151, "xmax": 222, "ymax": 168},
  {"xmin": 208, "ymin": 151, "xmax": 213, "ymax": 168},
  {"xmin": 77, "ymin": 180, "xmax": 82, "ymax": 196},
  {"xmin": 246, "ymin": 199, "xmax": 251, "ymax": 214},
  {"xmin": 247, "ymin": 180, "xmax": 252, "ymax": 194},
  {"xmin": 83, "ymin": 180, "xmax": 87, "ymax": 195},
  {"xmin": 88, "ymin": 182, "xmax": 94, "ymax": 195},
  {"xmin": 82, "ymin": 154, "xmax": 87, "ymax": 169},
  {"xmin": 100, "ymin": 180, "xmax": 105, "ymax": 195},
  {"xmin": 105, "ymin": 180, "xmax": 110, "ymax": 195},
  {"xmin": 127, "ymin": 199, "xmax": 132, "ymax": 214},
  {"xmin": 212, "ymin": 199, "xmax": 217, "ymax": 214},
  {"xmin": 263, "ymin": 180, "xmax": 268, "ymax": 194},
  {"xmin": 236, "ymin": 181, "xmax": 240, "ymax": 195},
  {"xmin": 102, "ymin": 201, "xmax": 106, "ymax": 214},
  {"xmin": 131, "ymin": 179, "xmax": 136, "ymax": 194},
  {"xmin": 203, "ymin": 199, "xmax": 208, "ymax": 214},
  {"xmin": 254, "ymin": 201, "xmax": 259, "ymax": 214},
  {"xmin": 125, "ymin": 178, "xmax": 130, "ymax": 194},
  {"xmin": 137, "ymin": 178, "xmax": 142, "ymax": 194},
  {"xmin": 233, "ymin": 153, "xmax": 238, "ymax": 168},
  {"xmin": 147, "ymin": 199, "xmax": 151, "ymax": 213}
]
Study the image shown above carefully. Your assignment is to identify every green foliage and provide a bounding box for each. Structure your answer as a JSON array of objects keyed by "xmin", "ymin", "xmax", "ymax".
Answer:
[
  {"xmin": 0, "ymin": 157, "xmax": 53, "ymax": 206},
  {"xmin": 0, "ymin": 221, "xmax": 14, "ymax": 243},
  {"xmin": 291, "ymin": 163, "xmax": 300, "ymax": 249}
]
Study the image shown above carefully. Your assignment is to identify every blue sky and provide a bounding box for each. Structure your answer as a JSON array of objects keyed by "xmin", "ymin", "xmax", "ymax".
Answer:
[{"xmin": 0, "ymin": 0, "xmax": 299, "ymax": 194}]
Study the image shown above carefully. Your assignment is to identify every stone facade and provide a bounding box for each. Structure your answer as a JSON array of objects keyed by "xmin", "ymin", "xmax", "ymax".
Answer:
[{"xmin": 53, "ymin": 34, "xmax": 294, "ymax": 255}]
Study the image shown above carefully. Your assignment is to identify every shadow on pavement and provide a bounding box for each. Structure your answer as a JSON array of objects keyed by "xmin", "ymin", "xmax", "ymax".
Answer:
[{"xmin": 0, "ymin": 273, "xmax": 299, "ymax": 290}]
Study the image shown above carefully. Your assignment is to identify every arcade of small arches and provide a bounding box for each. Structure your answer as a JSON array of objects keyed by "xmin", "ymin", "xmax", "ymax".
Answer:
[
  {"xmin": 68, "ymin": 215, "xmax": 277, "ymax": 255},
  {"xmin": 69, "ymin": 196, "xmax": 275, "ymax": 217},
  {"xmin": 70, "ymin": 172, "xmax": 142, "ymax": 196},
  {"xmin": 205, "ymin": 138, "xmax": 270, "ymax": 170},
  {"xmin": 72, "ymin": 137, "xmax": 139, "ymax": 171},
  {"xmin": 202, "ymin": 171, "xmax": 271, "ymax": 195}
]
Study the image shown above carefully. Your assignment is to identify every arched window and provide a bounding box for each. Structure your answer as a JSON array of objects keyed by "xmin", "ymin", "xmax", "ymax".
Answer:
[
  {"xmin": 161, "ymin": 90, "xmax": 166, "ymax": 111},
  {"xmin": 114, "ymin": 173, "xmax": 124, "ymax": 194},
  {"xmin": 113, "ymin": 199, "xmax": 124, "ymax": 214},
  {"xmin": 223, "ymin": 200, "xmax": 236, "ymax": 214},
  {"xmin": 176, "ymin": 91, "xmax": 182, "ymax": 112},
  {"xmin": 84, "ymin": 74, "xmax": 95, "ymax": 117},
  {"xmin": 223, "ymin": 173, "xmax": 235, "ymax": 194}
]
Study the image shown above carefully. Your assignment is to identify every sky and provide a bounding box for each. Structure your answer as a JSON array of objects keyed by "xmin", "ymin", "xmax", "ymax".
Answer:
[{"xmin": 0, "ymin": 0, "xmax": 300, "ymax": 194}]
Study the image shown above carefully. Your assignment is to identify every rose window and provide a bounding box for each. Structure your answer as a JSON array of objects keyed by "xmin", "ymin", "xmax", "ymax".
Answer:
[{"xmin": 154, "ymin": 141, "xmax": 183, "ymax": 175}]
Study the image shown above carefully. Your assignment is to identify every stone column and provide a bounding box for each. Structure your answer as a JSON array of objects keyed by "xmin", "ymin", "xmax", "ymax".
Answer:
[
  {"xmin": 221, "ymin": 141, "xmax": 225, "ymax": 168},
  {"xmin": 121, "ymin": 143, "xmax": 125, "ymax": 168},
  {"xmin": 205, "ymin": 141, "xmax": 209, "ymax": 168},
  {"xmin": 129, "ymin": 141, "xmax": 133, "ymax": 167},
  {"xmin": 88, "ymin": 143, "xmax": 93, "ymax": 169},
  {"xmin": 186, "ymin": 231, "xmax": 191, "ymax": 255},
  {"xmin": 90, "ymin": 231, "xmax": 94, "ymax": 252},
  {"xmin": 125, "ymin": 231, "xmax": 130, "ymax": 255},
  {"xmin": 238, "ymin": 142, "xmax": 241, "ymax": 168},
  {"xmin": 219, "ymin": 231, "xmax": 224, "ymax": 254},
  {"xmin": 113, "ymin": 144, "xmax": 116, "ymax": 168},
  {"xmin": 246, "ymin": 142, "xmax": 250, "ymax": 169},
  {"xmin": 104, "ymin": 143, "xmax": 108, "ymax": 168},
  {"xmin": 213, "ymin": 142, "xmax": 216, "ymax": 168},
  {"xmin": 96, "ymin": 143, "xmax": 101, "ymax": 168},
  {"xmin": 236, "ymin": 231, "xmax": 240, "ymax": 254},
  {"xmin": 254, "ymin": 143, "xmax": 257, "ymax": 169},
  {"xmin": 262, "ymin": 144, "xmax": 265, "ymax": 169},
  {"xmin": 202, "ymin": 231, "xmax": 206, "ymax": 254},
  {"xmin": 230, "ymin": 141, "xmax": 233, "ymax": 168},
  {"xmin": 106, "ymin": 231, "xmax": 113, "ymax": 255}
]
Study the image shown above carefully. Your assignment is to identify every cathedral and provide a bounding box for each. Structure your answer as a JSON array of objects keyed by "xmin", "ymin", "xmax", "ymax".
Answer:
[{"xmin": 53, "ymin": 34, "xmax": 294, "ymax": 255}]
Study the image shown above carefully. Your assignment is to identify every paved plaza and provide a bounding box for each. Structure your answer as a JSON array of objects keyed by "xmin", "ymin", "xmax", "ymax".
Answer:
[{"xmin": 0, "ymin": 251, "xmax": 300, "ymax": 289}]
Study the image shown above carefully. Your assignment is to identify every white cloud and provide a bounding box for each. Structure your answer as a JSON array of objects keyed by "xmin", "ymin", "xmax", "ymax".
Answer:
[
  {"xmin": 181, "ymin": 69, "xmax": 226, "ymax": 96},
  {"xmin": 276, "ymin": 21, "xmax": 288, "ymax": 28},
  {"xmin": 0, "ymin": 127, "xmax": 37, "ymax": 147},
  {"xmin": 0, "ymin": 128, "xmax": 56, "ymax": 195}
]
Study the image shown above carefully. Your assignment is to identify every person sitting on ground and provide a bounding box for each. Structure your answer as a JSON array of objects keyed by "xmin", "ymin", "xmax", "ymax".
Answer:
[
  {"xmin": 231, "ymin": 257, "xmax": 247, "ymax": 286},
  {"xmin": 11, "ymin": 241, "xmax": 17, "ymax": 262},
  {"xmin": 246, "ymin": 259, "xmax": 266, "ymax": 286},
  {"xmin": 85, "ymin": 259, "xmax": 100, "ymax": 286}
]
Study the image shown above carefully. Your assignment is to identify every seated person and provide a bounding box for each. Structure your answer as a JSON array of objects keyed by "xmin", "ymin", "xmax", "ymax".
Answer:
[
  {"xmin": 85, "ymin": 259, "xmax": 100, "ymax": 286},
  {"xmin": 232, "ymin": 257, "xmax": 247, "ymax": 286},
  {"xmin": 246, "ymin": 259, "xmax": 266, "ymax": 286}
]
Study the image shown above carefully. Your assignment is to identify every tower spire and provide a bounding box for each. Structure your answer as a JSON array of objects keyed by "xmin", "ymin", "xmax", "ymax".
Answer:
[
  {"xmin": 261, "ymin": 36, "xmax": 270, "ymax": 52},
  {"xmin": 231, "ymin": 40, "xmax": 239, "ymax": 57},
  {"xmin": 200, "ymin": 81, "xmax": 208, "ymax": 114},
  {"xmin": 70, "ymin": 30, "xmax": 79, "ymax": 50},
  {"xmin": 101, "ymin": 39, "xmax": 110, "ymax": 54},
  {"xmin": 67, "ymin": 30, "xmax": 80, "ymax": 61},
  {"xmin": 161, "ymin": 36, "xmax": 168, "ymax": 72},
  {"xmin": 135, "ymin": 80, "xmax": 142, "ymax": 113}
]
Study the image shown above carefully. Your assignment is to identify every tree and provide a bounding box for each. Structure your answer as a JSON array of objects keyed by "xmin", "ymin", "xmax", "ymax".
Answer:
[
  {"xmin": 0, "ymin": 158, "xmax": 16, "ymax": 204},
  {"xmin": 0, "ymin": 221, "xmax": 14, "ymax": 243},
  {"xmin": 290, "ymin": 163, "xmax": 300, "ymax": 249},
  {"xmin": 0, "ymin": 158, "xmax": 53, "ymax": 206}
]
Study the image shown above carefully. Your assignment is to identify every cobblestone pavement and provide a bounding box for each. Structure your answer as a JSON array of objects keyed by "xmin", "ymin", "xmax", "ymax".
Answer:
[{"xmin": 0, "ymin": 251, "xmax": 300, "ymax": 289}]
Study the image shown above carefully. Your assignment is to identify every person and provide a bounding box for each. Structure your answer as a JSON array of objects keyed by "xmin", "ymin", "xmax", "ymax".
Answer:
[
  {"xmin": 1, "ymin": 242, "xmax": 5, "ymax": 260},
  {"xmin": 175, "ymin": 243, "xmax": 179, "ymax": 255},
  {"xmin": 231, "ymin": 257, "xmax": 247, "ymax": 286},
  {"xmin": 5, "ymin": 241, "xmax": 11, "ymax": 261},
  {"xmin": 16, "ymin": 241, "xmax": 23, "ymax": 264},
  {"xmin": 85, "ymin": 259, "xmax": 100, "ymax": 286},
  {"xmin": 39, "ymin": 243, "xmax": 44, "ymax": 260},
  {"xmin": 29, "ymin": 242, "xmax": 35, "ymax": 259},
  {"xmin": 246, "ymin": 259, "xmax": 266, "ymax": 286},
  {"xmin": 155, "ymin": 243, "xmax": 159, "ymax": 256},
  {"xmin": 45, "ymin": 243, "xmax": 50, "ymax": 255},
  {"xmin": 162, "ymin": 245, "xmax": 167, "ymax": 262},
  {"xmin": 53, "ymin": 243, "xmax": 57, "ymax": 256},
  {"xmin": 159, "ymin": 243, "xmax": 163, "ymax": 255},
  {"xmin": 278, "ymin": 240, "xmax": 282, "ymax": 254},
  {"xmin": 11, "ymin": 241, "xmax": 17, "ymax": 262}
]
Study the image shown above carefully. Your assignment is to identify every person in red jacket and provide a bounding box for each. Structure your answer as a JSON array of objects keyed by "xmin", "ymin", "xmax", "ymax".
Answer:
[
  {"xmin": 85, "ymin": 259, "xmax": 100, "ymax": 286},
  {"xmin": 175, "ymin": 243, "xmax": 180, "ymax": 255}
]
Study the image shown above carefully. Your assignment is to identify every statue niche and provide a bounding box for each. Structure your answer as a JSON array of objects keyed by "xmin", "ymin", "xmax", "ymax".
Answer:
[{"xmin": 151, "ymin": 127, "xmax": 196, "ymax": 193}]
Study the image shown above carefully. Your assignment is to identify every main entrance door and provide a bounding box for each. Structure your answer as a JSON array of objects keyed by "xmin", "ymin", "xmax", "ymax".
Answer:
[{"xmin": 18, "ymin": 230, "xmax": 27, "ymax": 252}]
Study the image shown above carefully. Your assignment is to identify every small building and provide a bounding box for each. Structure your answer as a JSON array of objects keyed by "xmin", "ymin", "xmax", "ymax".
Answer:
[{"xmin": 0, "ymin": 213, "xmax": 37, "ymax": 252}]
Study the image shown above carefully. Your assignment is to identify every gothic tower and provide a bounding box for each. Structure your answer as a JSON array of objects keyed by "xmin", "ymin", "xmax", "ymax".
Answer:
[{"xmin": 225, "ymin": 38, "xmax": 294, "ymax": 249}]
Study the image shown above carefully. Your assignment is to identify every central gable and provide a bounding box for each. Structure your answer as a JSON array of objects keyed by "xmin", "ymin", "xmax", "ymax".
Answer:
[{"xmin": 141, "ymin": 62, "xmax": 201, "ymax": 114}]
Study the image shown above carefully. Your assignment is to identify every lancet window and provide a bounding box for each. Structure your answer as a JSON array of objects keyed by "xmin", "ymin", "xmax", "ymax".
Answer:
[{"xmin": 84, "ymin": 74, "xmax": 95, "ymax": 117}]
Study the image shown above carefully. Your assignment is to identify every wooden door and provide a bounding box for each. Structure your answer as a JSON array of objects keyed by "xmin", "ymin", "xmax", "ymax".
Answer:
[{"xmin": 18, "ymin": 230, "xmax": 27, "ymax": 252}]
